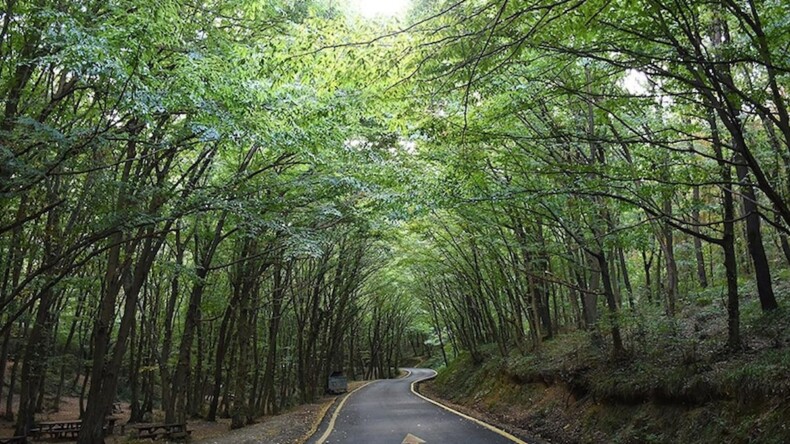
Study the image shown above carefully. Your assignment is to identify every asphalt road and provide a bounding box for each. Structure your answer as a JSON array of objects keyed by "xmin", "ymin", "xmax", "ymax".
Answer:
[{"xmin": 307, "ymin": 368, "xmax": 523, "ymax": 444}]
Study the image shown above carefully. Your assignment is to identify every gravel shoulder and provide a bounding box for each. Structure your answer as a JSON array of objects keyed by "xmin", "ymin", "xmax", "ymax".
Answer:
[
  {"xmin": 194, "ymin": 381, "xmax": 371, "ymax": 444},
  {"xmin": 191, "ymin": 400, "xmax": 334, "ymax": 444}
]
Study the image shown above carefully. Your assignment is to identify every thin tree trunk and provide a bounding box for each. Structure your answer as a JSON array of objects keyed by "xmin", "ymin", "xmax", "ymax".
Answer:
[
  {"xmin": 692, "ymin": 186, "xmax": 709, "ymax": 288},
  {"xmin": 15, "ymin": 183, "xmax": 61, "ymax": 436},
  {"xmin": 641, "ymin": 248, "xmax": 653, "ymax": 304},
  {"xmin": 207, "ymin": 291, "xmax": 238, "ymax": 422},
  {"xmin": 734, "ymin": 154, "xmax": 778, "ymax": 311},
  {"xmin": 660, "ymin": 200, "xmax": 678, "ymax": 317},
  {"xmin": 617, "ymin": 247, "xmax": 634, "ymax": 309},
  {"xmin": 707, "ymin": 108, "xmax": 741, "ymax": 350},
  {"xmin": 596, "ymin": 251, "xmax": 625, "ymax": 357}
]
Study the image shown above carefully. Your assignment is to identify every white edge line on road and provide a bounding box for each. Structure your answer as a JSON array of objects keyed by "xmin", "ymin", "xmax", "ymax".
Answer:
[
  {"xmin": 409, "ymin": 369, "xmax": 529, "ymax": 444},
  {"xmin": 314, "ymin": 380, "xmax": 377, "ymax": 444}
]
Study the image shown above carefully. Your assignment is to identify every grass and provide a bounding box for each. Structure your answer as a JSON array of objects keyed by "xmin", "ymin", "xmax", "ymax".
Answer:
[{"xmin": 415, "ymin": 353, "xmax": 448, "ymax": 371}]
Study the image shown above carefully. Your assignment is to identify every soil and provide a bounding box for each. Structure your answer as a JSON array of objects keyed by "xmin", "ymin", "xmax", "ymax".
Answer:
[
  {"xmin": 0, "ymin": 381, "xmax": 370, "ymax": 443},
  {"xmin": 191, "ymin": 400, "xmax": 334, "ymax": 444},
  {"xmin": 418, "ymin": 381, "xmax": 551, "ymax": 444}
]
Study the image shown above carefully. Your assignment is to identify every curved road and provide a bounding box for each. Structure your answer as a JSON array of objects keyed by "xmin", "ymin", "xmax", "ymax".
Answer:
[{"xmin": 307, "ymin": 368, "xmax": 524, "ymax": 444}]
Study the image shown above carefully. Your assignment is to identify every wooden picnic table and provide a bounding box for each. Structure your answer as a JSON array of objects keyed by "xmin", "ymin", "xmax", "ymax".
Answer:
[
  {"xmin": 36, "ymin": 420, "xmax": 83, "ymax": 430},
  {"xmin": 31, "ymin": 420, "xmax": 82, "ymax": 440},
  {"xmin": 104, "ymin": 417, "xmax": 119, "ymax": 434},
  {"xmin": 131, "ymin": 423, "xmax": 191, "ymax": 440},
  {"xmin": 31, "ymin": 416, "xmax": 118, "ymax": 440}
]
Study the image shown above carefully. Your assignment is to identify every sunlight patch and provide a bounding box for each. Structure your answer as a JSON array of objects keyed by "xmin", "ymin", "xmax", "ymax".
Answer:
[{"xmin": 349, "ymin": 0, "xmax": 411, "ymax": 18}]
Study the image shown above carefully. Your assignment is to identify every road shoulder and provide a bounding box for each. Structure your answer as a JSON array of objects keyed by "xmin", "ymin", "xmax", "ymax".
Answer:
[
  {"xmin": 192, "ymin": 381, "xmax": 372, "ymax": 444},
  {"xmin": 304, "ymin": 380, "xmax": 378, "ymax": 444},
  {"xmin": 415, "ymin": 376, "xmax": 546, "ymax": 444}
]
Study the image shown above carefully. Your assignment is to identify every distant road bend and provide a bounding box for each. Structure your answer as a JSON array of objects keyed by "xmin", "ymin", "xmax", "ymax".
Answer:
[{"xmin": 308, "ymin": 368, "xmax": 527, "ymax": 444}]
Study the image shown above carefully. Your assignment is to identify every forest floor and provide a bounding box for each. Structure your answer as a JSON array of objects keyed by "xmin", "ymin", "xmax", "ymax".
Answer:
[
  {"xmin": 0, "ymin": 381, "xmax": 369, "ymax": 443},
  {"xmin": 191, "ymin": 380, "xmax": 370, "ymax": 444},
  {"xmin": 421, "ymin": 284, "xmax": 790, "ymax": 444},
  {"xmin": 189, "ymin": 398, "xmax": 333, "ymax": 444}
]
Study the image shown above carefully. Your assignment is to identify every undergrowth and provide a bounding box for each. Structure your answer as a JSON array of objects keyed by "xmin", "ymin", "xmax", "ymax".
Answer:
[{"xmin": 428, "ymin": 285, "xmax": 790, "ymax": 443}]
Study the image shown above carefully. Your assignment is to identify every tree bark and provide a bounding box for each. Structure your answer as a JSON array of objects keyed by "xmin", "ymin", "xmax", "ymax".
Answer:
[
  {"xmin": 691, "ymin": 186, "xmax": 708, "ymax": 288},
  {"xmin": 734, "ymin": 155, "xmax": 778, "ymax": 311}
]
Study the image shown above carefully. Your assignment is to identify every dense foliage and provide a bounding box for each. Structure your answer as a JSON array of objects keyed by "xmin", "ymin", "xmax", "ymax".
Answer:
[
  {"xmin": 1, "ymin": 0, "xmax": 789, "ymax": 443},
  {"xmin": 0, "ymin": 1, "xmax": 417, "ymax": 442},
  {"xmin": 401, "ymin": 0, "xmax": 789, "ymax": 358}
]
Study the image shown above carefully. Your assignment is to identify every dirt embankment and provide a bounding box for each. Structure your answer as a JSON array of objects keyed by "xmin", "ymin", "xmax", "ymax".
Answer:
[{"xmin": 423, "ymin": 326, "xmax": 790, "ymax": 444}]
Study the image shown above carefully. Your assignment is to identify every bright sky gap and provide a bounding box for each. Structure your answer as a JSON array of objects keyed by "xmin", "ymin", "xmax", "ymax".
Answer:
[{"xmin": 349, "ymin": 0, "xmax": 411, "ymax": 18}]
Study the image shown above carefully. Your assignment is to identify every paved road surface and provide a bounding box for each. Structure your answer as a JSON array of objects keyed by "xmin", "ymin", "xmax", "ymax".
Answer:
[{"xmin": 307, "ymin": 368, "xmax": 523, "ymax": 444}]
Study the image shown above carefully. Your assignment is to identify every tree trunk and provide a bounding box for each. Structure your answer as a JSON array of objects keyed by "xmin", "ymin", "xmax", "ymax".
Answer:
[
  {"xmin": 596, "ymin": 251, "xmax": 625, "ymax": 357},
  {"xmin": 207, "ymin": 290, "xmax": 239, "ymax": 422},
  {"xmin": 617, "ymin": 247, "xmax": 634, "ymax": 308},
  {"xmin": 261, "ymin": 259, "xmax": 287, "ymax": 415},
  {"xmin": 641, "ymin": 249, "xmax": 653, "ymax": 304},
  {"xmin": 159, "ymin": 228, "xmax": 183, "ymax": 423},
  {"xmin": 707, "ymin": 108, "xmax": 741, "ymax": 350},
  {"xmin": 691, "ymin": 186, "xmax": 708, "ymax": 288},
  {"xmin": 15, "ymin": 181, "xmax": 61, "ymax": 436},
  {"xmin": 172, "ymin": 215, "xmax": 226, "ymax": 422},
  {"xmin": 734, "ymin": 154, "xmax": 778, "ymax": 311},
  {"xmin": 660, "ymin": 199, "xmax": 678, "ymax": 316}
]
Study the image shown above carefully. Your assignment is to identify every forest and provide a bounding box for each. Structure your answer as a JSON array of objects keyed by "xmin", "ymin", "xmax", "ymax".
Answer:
[{"xmin": 1, "ymin": 0, "xmax": 789, "ymax": 443}]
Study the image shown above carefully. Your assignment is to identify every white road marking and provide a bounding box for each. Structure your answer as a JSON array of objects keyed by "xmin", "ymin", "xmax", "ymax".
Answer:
[
  {"xmin": 402, "ymin": 432, "xmax": 426, "ymax": 443},
  {"xmin": 311, "ymin": 369, "xmax": 529, "ymax": 444},
  {"xmin": 314, "ymin": 381, "xmax": 377, "ymax": 444},
  {"xmin": 408, "ymin": 369, "xmax": 529, "ymax": 444}
]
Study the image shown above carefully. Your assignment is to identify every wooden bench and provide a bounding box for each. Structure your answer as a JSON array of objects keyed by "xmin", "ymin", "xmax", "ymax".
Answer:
[
  {"xmin": 0, "ymin": 437, "xmax": 26, "ymax": 444},
  {"xmin": 132, "ymin": 423, "xmax": 191, "ymax": 440}
]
